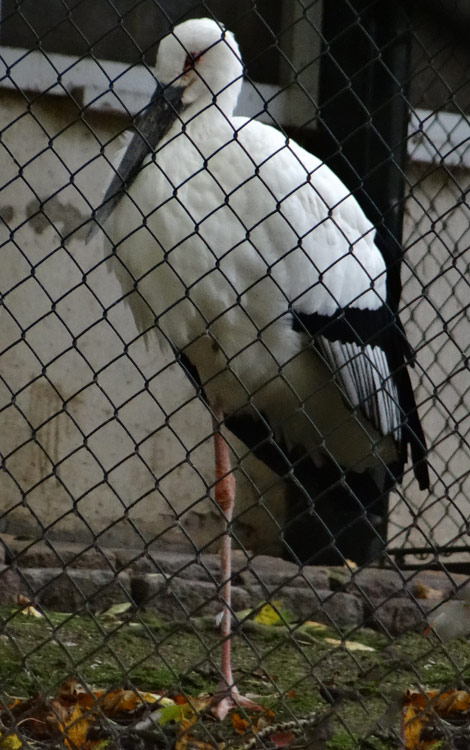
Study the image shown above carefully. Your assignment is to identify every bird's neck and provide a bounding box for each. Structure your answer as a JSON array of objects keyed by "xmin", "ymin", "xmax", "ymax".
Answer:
[{"xmin": 177, "ymin": 97, "xmax": 237, "ymax": 138}]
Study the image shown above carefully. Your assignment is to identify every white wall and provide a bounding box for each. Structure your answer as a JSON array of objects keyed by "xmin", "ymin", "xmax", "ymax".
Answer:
[{"xmin": 388, "ymin": 163, "xmax": 470, "ymax": 563}]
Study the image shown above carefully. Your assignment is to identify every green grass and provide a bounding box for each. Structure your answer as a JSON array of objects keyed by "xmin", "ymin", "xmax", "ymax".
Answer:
[{"xmin": 1, "ymin": 604, "xmax": 470, "ymax": 747}]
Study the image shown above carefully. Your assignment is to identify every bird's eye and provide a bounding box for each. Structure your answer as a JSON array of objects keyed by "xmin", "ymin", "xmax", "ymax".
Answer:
[{"xmin": 184, "ymin": 52, "xmax": 201, "ymax": 72}]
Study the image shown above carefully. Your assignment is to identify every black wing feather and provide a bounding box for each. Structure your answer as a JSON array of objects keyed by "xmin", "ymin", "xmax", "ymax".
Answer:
[
  {"xmin": 87, "ymin": 83, "xmax": 184, "ymax": 241},
  {"xmin": 292, "ymin": 294, "xmax": 429, "ymax": 489}
]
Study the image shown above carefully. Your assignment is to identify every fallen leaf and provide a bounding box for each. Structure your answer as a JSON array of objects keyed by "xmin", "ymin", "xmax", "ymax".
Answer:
[
  {"xmin": 56, "ymin": 679, "xmax": 100, "ymax": 716},
  {"xmin": 256, "ymin": 709, "xmax": 275, "ymax": 730},
  {"xmin": 302, "ymin": 621, "xmax": 328, "ymax": 631},
  {"xmin": 0, "ymin": 734, "xmax": 22, "ymax": 750},
  {"xmin": 232, "ymin": 712, "xmax": 250, "ymax": 734},
  {"xmin": 254, "ymin": 603, "xmax": 282, "ymax": 626},
  {"xmin": 402, "ymin": 688, "xmax": 470, "ymax": 749},
  {"xmin": 60, "ymin": 702, "xmax": 89, "ymax": 750},
  {"xmin": 137, "ymin": 690, "xmax": 173, "ymax": 706},
  {"xmin": 0, "ymin": 682, "xmax": 181, "ymax": 747},
  {"xmin": 175, "ymin": 714, "xmax": 199, "ymax": 750},
  {"xmin": 8, "ymin": 694, "xmax": 66, "ymax": 740},
  {"xmin": 435, "ymin": 689, "xmax": 470, "ymax": 715},
  {"xmin": 402, "ymin": 700, "xmax": 424, "ymax": 750},
  {"xmin": 413, "ymin": 582, "xmax": 443, "ymax": 600},
  {"xmin": 0, "ymin": 683, "xmax": 211, "ymax": 749},
  {"xmin": 101, "ymin": 602, "xmax": 132, "ymax": 619},
  {"xmin": 174, "ymin": 694, "xmax": 189, "ymax": 705},
  {"xmin": 100, "ymin": 689, "xmax": 143, "ymax": 715},
  {"xmin": 269, "ymin": 731, "xmax": 296, "ymax": 748},
  {"xmin": 17, "ymin": 594, "xmax": 42, "ymax": 619},
  {"xmin": 99, "ymin": 687, "xmax": 170, "ymax": 717},
  {"xmin": 176, "ymin": 738, "xmax": 215, "ymax": 750},
  {"xmin": 324, "ymin": 638, "xmax": 375, "ymax": 651},
  {"xmin": 156, "ymin": 703, "xmax": 194, "ymax": 726}
]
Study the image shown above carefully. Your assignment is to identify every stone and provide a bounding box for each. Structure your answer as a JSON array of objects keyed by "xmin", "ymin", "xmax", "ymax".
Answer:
[
  {"xmin": 255, "ymin": 585, "xmax": 364, "ymax": 627},
  {"xmin": 0, "ymin": 565, "xmax": 21, "ymax": 604},
  {"xmin": 345, "ymin": 567, "xmax": 408, "ymax": 602},
  {"xmin": 300, "ymin": 566, "xmax": 331, "ymax": 590},
  {"xmin": 236, "ymin": 555, "xmax": 330, "ymax": 591},
  {"xmin": 113, "ymin": 547, "xmax": 221, "ymax": 583},
  {"xmin": 0, "ymin": 534, "xmax": 29, "ymax": 562},
  {"xmin": 3, "ymin": 541, "xmax": 117, "ymax": 571},
  {"xmin": 20, "ymin": 568, "xmax": 132, "ymax": 611},
  {"xmin": 369, "ymin": 595, "xmax": 434, "ymax": 636},
  {"xmin": 407, "ymin": 569, "xmax": 469, "ymax": 599},
  {"xmin": 129, "ymin": 572, "xmax": 166, "ymax": 604},
  {"xmin": 131, "ymin": 573, "xmax": 252, "ymax": 620},
  {"xmin": 2, "ymin": 533, "xmax": 466, "ymax": 639},
  {"xmin": 319, "ymin": 590, "xmax": 364, "ymax": 628}
]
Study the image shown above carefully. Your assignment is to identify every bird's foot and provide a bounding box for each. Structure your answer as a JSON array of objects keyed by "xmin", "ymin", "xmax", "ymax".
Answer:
[{"xmin": 210, "ymin": 685, "xmax": 263, "ymax": 721}]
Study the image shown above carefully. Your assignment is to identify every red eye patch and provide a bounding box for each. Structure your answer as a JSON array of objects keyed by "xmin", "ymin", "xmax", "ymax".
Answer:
[{"xmin": 184, "ymin": 51, "xmax": 202, "ymax": 71}]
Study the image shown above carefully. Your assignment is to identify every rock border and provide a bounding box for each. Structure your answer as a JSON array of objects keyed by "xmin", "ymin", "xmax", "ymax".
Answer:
[{"xmin": 1, "ymin": 534, "xmax": 468, "ymax": 636}]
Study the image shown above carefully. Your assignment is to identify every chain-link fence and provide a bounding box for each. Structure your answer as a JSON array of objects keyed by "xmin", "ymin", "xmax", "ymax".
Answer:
[{"xmin": 1, "ymin": 0, "xmax": 470, "ymax": 747}]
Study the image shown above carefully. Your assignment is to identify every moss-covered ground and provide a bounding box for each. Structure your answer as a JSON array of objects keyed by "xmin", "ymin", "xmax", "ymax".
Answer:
[{"xmin": 1, "ymin": 604, "xmax": 469, "ymax": 748}]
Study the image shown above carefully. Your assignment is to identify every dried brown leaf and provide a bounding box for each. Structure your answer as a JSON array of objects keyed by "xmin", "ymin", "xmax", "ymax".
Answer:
[
  {"xmin": 269, "ymin": 731, "xmax": 296, "ymax": 748},
  {"xmin": 402, "ymin": 688, "xmax": 470, "ymax": 749},
  {"xmin": 231, "ymin": 712, "xmax": 250, "ymax": 735},
  {"xmin": 413, "ymin": 582, "xmax": 444, "ymax": 601}
]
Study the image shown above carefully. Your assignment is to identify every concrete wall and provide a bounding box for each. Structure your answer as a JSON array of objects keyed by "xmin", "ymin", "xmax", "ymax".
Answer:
[
  {"xmin": 388, "ymin": 164, "xmax": 470, "ymax": 563},
  {"xmin": 0, "ymin": 82, "xmax": 468, "ymax": 560}
]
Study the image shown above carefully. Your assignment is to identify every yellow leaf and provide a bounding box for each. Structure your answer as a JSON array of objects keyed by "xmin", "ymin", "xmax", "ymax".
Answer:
[
  {"xmin": 254, "ymin": 603, "xmax": 282, "ymax": 626},
  {"xmin": 101, "ymin": 602, "xmax": 132, "ymax": 619},
  {"xmin": 136, "ymin": 691, "xmax": 173, "ymax": 707},
  {"xmin": 175, "ymin": 714, "xmax": 199, "ymax": 750},
  {"xmin": 17, "ymin": 594, "xmax": 42, "ymax": 619},
  {"xmin": 401, "ymin": 689, "xmax": 470, "ymax": 749},
  {"xmin": 302, "ymin": 621, "xmax": 328, "ymax": 631},
  {"xmin": 21, "ymin": 605, "xmax": 43, "ymax": 619},
  {"xmin": 60, "ymin": 703, "xmax": 90, "ymax": 750},
  {"xmin": 402, "ymin": 699, "xmax": 428, "ymax": 749},
  {"xmin": 324, "ymin": 638, "xmax": 375, "ymax": 652},
  {"xmin": 175, "ymin": 713, "xmax": 215, "ymax": 750},
  {"xmin": 0, "ymin": 734, "xmax": 22, "ymax": 750}
]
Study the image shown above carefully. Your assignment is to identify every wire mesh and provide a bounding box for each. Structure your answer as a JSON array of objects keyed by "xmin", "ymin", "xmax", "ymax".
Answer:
[{"xmin": 1, "ymin": 0, "xmax": 470, "ymax": 747}]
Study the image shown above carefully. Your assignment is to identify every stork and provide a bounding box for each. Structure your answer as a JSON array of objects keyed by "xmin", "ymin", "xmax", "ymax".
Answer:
[{"xmin": 88, "ymin": 17, "xmax": 429, "ymax": 717}]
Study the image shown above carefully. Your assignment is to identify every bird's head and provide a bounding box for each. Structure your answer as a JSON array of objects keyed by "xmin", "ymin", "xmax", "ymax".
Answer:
[
  {"xmin": 155, "ymin": 18, "xmax": 243, "ymax": 113},
  {"xmin": 87, "ymin": 19, "xmax": 244, "ymax": 238}
]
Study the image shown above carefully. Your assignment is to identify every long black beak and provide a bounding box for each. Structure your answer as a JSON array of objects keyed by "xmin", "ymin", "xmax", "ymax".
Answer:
[{"xmin": 87, "ymin": 81, "xmax": 185, "ymax": 241}]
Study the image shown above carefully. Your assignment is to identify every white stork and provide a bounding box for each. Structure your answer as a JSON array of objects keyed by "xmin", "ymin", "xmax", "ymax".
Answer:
[{"xmin": 89, "ymin": 17, "xmax": 429, "ymax": 717}]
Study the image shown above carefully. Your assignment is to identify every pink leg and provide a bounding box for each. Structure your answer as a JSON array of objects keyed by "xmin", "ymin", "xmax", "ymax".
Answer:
[{"xmin": 211, "ymin": 407, "xmax": 261, "ymax": 720}]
